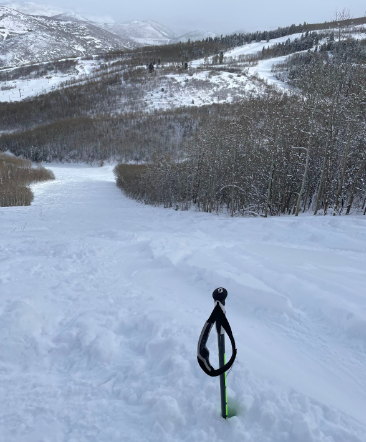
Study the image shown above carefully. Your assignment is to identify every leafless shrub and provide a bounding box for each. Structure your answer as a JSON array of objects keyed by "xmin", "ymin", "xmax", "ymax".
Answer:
[
  {"xmin": 114, "ymin": 163, "xmax": 147, "ymax": 200},
  {"xmin": 0, "ymin": 184, "xmax": 34, "ymax": 207},
  {"xmin": 1, "ymin": 84, "xmax": 16, "ymax": 91},
  {"xmin": 0, "ymin": 153, "xmax": 55, "ymax": 207}
]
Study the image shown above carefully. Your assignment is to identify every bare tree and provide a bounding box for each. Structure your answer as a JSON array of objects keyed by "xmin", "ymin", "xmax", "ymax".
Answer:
[{"xmin": 334, "ymin": 8, "xmax": 352, "ymax": 41}]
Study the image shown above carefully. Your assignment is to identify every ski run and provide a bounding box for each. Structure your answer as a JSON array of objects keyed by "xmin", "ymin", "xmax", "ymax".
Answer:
[{"xmin": 1, "ymin": 164, "xmax": 366, "ymax": 442}]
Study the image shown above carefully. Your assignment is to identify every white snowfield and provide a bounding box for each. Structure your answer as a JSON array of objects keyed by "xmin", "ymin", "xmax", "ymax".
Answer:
[
  {"xmin": 1, "ymin": 165, "xmax": 366, "ymax": 442},
  {"xmin": 0, "ymin": 58, "xmax": 98, "ymax": 103}
]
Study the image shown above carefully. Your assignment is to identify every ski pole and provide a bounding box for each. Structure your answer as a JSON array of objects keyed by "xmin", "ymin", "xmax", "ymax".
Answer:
[
  {"xmin": 197, "ymin": 287, "xmax": 237, "ymax": 419},
  {"xmin": 213, "ymin": 287, "xmax": 228, "ymax": 419}
]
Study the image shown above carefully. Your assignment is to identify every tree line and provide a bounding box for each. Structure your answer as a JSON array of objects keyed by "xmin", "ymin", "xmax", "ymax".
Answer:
[
  {"xmin": 0, "ymin": 59, "xmax": 78, "ymax": 82},
  {"xmin": 97, "ymin": 15, "xmax": 366, "ymax": 67},
  {"xmin": 0, "ymin": 106, "xmax": 220, "ymax": 163},
  {"xmin": 260, "ymin": 31, "xmax": 326, "ymax": 59},
  {"xmin": 115, "ymin": 39, "xmax": 366, "ymax": 216}
]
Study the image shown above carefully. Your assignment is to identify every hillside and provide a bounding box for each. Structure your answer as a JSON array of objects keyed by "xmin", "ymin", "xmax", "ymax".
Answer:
[
  {"xmin": 0, "ymin": 1, "xmax": 217, "ymax": 51},
  {"xmin": 0, "ymin": 0, "xmax": 64, "ymax": 16},
  {"xmin": 0, "ymin": 6, "xmax": 131, "ymax": 66},
  {"xmin": 0, "ymin": 15, "xmax": 366, "ymax": 216}
]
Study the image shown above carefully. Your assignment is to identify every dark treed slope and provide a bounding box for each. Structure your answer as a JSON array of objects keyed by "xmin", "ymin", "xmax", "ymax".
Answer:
[
  {"xmin": 0, "ymin": 107, "xmax": 210, "ymax": 163},
  {"xmin": 114, "ymin": 38, "xmax": 366, "ymax": 216},
  {"xmin": 109, "ymin": 16, "xmax": 366, "ymax": 65}
]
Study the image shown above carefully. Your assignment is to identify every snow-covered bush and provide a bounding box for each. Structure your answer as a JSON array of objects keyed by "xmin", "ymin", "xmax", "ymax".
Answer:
[{"xmin": 0, "ymin": 153, "xmax": 55, "ymax": 207}]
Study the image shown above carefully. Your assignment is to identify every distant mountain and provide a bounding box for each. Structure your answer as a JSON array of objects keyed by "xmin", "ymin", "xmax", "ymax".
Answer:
[
  {"xmin": 52, "ymin": 12, "xmax": 89, "ymax": 22},
  {"xmin": 98, "ymin": 21, "xmax": 217, "ymax": 46},
  {"xmin": 0, "ymin": 2, "xmax": 217, "ymax": 67},
  {"xmin": 0, "ymin": 6, "xmax": 131, "ymax": 67},
  {"xmin": 0, "ymin": 0, "xmax": 64, "ymax": 16},
  {"xmin": 172, "ymin": 30, "xmax": 216, "ymax": 43},
  {"xmin": 98, "ymin": 20, "xmax": 177, "ymax": 46}
]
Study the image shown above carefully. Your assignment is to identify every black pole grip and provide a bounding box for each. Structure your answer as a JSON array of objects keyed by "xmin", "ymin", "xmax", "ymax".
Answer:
[{"xmin": 212, "ymin": 287, "xmax": 228, "ymax": 305}]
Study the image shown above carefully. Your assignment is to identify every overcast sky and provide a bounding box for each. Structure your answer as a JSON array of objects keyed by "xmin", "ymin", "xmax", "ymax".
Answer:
[{"xmin": 19, "ymin": 0, "xmax": 366, "ymax": 34}]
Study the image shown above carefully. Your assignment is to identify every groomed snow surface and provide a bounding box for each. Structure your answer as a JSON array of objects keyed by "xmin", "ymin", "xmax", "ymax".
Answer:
[{"xmin": 1, "ymin": 165, "xmax": 366, "ymax": 442}]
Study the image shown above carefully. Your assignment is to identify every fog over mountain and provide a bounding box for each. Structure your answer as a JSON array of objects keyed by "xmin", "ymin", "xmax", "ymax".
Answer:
[{"xmin": 2, "ymin": 0, "xmax": 365, "ymax": 34}]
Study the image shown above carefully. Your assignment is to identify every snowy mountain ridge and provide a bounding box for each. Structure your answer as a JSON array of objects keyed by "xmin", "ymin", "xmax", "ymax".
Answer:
[
  {"xmin": 0, "ymin": 6, "xmax": 138, "ymax": 67},
  {"xmin": 51, "ymin": 12, "xmax": 90, "ymax": 23},
  {"xmin": 0, "ymin": 0, "xmax": 64, "ymax": 16},
  {"xmin": 98, "ymin": 19, "xmax": 178, "ymax": 46},
  {"xmin": 171, "ymin": 30, "xmax": 216, "ymax": 43},
  {"xmin": 0, "ymin": 1, "xmax": 216, "ymax": 66}
]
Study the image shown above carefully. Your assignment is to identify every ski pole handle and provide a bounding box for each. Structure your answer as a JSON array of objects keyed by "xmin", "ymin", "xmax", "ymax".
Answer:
[{"xmin": 212, "ymin": 287, "xmax": 228, "ymax": 306}]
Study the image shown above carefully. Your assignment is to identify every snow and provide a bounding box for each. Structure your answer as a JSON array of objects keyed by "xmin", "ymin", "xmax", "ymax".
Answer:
[
  {"xmin": 248, "ymin": 55, "xmax": 291, "ymax": 89},
  {"xmin": 189, "ymin": 34, "xmax": 305, "ymax": 90},
  {"xmin": 349, "ymin": 31, "xmax": 366, "ymax": 40},
  {"xmin": 1, "ymin": 164, "xmax": 366, "ymax": 442},
  {"xmin": 225, "ymin": 34, "xmax": 304, "ymax": 58},
  {"xmin": 191, "ymin": 33, "xmax": 303, "ymax": 69},
  {"xmin": 2, "ymin": 27, "xmax": 365, "ymax": 104},
  {"xmin": 145, "ymin": 69, "xmax": 260, "ymax": 111},
  {"xmin": 173, "ymin": 30, "xmax": 216, "ymax": 43},
  {"xmin": 191, "ymin": 31, "xmax": 366, "ymax": 90},
  {"xmin": 99, "ymin": 20, "xmax": 175, "ymax": 46},
  {"xmin": 0, "ymin": 6, "xmax": 131, "ymax": 68},
  {"xmin": 0, "ymin": 1, "xmax": 65, "ymax": 17},
  {"xmin": 0, "ymin": 59, "xmax": 97, "ymax": 102},
  {"xmin": 0, "ymin": 76, "xmax": 64, "ymax": 101}
]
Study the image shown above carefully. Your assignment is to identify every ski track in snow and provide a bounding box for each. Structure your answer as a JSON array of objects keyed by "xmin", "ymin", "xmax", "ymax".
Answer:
[{"xmin": 1, "ymin": 165, "xmax": 366, "ymax": 442}]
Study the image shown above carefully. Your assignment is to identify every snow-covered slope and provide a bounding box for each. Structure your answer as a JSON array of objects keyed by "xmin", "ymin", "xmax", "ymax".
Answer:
[
  {"xmin": 0, "ymin": 58, "xmax": 99, "ymax": 102},
  {"xmin": 0, "ymin": 5, "xmax": 214, "ymax": 66},
  {"xmin": 0, "ymin": 1, "xmax": 215, "ymax": 48},
  {"xmin": 0, "ymin": 164, "xmax": 365, "ymax": 442},
  {"xmin": 189, "ymin": 33, "xmax": 314, "ymax": 90},
  {"xmin": 0, "ymin": 6, "xmax": 130, "ymax": 66}
]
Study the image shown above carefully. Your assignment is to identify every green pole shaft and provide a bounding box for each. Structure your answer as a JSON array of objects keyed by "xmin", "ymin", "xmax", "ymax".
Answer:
[{"xmin": 217, "ymin": 332, "xmax": 228, "ymax": 419}]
